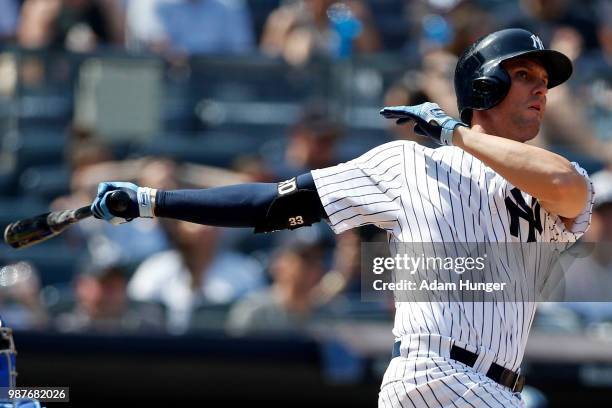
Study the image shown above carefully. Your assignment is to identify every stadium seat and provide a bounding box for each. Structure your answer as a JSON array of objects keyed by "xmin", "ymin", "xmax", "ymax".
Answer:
[
  {"xmin": 1, "ymin": 241, "xmax": 84, "ymax": 287},
  {"xmin": 14, "ymin": 129, "xmax": 67, "ymax": 169},
  {"xmin": 141, "ymin": 131, "xmax": 272, "ymax": 167},
  {"xmin": 18, "ymin": 164, "xmax": 71, "ymax": 202},
  {"xmin": 0, "ymin": 196, "xmax": 47, "ymax": 228}
]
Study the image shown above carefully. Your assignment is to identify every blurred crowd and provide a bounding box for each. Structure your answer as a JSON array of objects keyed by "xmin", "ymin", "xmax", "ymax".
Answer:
[{"xmin": 0, "ymin": 0, "xmax": 610, "ymax": 340}]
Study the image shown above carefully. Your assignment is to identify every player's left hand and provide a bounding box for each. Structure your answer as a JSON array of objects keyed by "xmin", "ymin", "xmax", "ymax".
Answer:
[
  {"xmin": 380, "ymin": 102, "xmax": 467, "ymax": 146},
  {"xmin": 91, "ymin": 181, "xmax": 141, "ymax": 225}
]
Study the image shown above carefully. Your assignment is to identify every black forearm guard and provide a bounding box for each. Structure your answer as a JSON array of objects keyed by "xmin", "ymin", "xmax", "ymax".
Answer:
[{"xmin": 254, "ymin": 176, "xmax": 325, "ymax": 233}]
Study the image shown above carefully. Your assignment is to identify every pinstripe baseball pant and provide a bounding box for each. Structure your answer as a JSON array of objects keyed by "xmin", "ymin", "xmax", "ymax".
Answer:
[{"xmin": 379, "ymin": 335, "xmax": 524, "ymax": 408}]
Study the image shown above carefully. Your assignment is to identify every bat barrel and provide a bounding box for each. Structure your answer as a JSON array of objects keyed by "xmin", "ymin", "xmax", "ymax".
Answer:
[
  {"xmin": 4, "ymin": 189, "xmax": 133, "ymax": 250},
  {"xmin": 4, "ymin": 205, "xmax": 90, "ymax": 249},
  {"xmin": 3, "ymin": 212, "xmax": 55, "ymax": 249}
]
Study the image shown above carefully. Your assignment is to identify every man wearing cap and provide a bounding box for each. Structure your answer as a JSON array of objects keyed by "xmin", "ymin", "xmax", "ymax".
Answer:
[{"xmin": 91, "ymin": 28, "xmax": 593, "ymax": 407}]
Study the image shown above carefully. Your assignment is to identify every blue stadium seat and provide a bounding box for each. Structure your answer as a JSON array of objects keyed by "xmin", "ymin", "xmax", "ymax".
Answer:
[
  {"xmin": 17, "ymin": 93, "xmax": 72, "ymax": 132},
  {"xmin": 14, "ymin": 130, "xmax": 67, "ymax": 170},
  {"xmin": 18, "ymin": 164, "xmax": 71, "ymax": 202},
  {"xmin": 1, "ymin": 241, "xmax": 83, "ymax": 287},
  {"xmin": 189, "ymin": 56, "xmax": 327, "ymax": 103},
  {"xmin": 141, "ymin": 131, "xmax": 272, "ymax": 167},
  {"xmin": 373, "ymin": 15, "xmax": 410, "ymax": 50},
  {"xmin": 188, "ymin": 302, "xmax": 234, "ymax": 332},
  {"xmin": 0, "ymin": 196, "xmax": 48, "ymax": 228}
]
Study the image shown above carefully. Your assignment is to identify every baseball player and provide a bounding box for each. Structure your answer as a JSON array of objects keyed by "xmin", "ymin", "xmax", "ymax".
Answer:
[
  {"xmin": 91, "ymin": 28, "xmax": 593, "ymax": 407},
  {"xmin": 0, "ymin": 318, "xmax": 43, "ymax": 407},
  {"xmin": 0, "ymin": 319, "xmax": 16, "ymax": 391}
]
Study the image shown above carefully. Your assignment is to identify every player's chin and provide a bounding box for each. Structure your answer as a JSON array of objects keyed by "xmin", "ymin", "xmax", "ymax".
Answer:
[
  {"xmin": 521, "ymin": 128, "xmax": 540, "ymax": 142},
  {"xmin": 511, "ymin": 125, "xmax": 539, "ymax": 142},
  {"xmin": 517, "ymin": 116, "xmax": 542, "ymax": 141}
]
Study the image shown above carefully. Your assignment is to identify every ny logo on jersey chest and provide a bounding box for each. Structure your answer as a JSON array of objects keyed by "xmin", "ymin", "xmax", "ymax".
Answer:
[{"xmin": 505, "ymin": 188, "xmax": 543, "ymax": 242}]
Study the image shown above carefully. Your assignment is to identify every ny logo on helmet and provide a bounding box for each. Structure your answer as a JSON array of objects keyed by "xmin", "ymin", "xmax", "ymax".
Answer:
[{"xmin": 530, "ymin": 34, "xmax": 544, "ymax": 50}]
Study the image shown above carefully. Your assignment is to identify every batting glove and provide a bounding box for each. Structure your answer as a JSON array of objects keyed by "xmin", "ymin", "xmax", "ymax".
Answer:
[
  {"xmin": 91, "ymin": 182, "xmax": 156, "ymax": 225},
  {"xmin": 380, "ymin": 102, "xmax": 468, "ymax": 146}
]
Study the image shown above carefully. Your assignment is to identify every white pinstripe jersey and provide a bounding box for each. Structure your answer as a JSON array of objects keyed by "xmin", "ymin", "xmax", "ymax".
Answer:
[{"xmin": 312, "ymin": 140, "xmax": 594, "ymax": 373}]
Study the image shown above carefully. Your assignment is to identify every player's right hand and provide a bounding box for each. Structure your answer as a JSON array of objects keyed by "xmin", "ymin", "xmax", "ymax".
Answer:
[
  {"xmin": 380, "ymin": 102, "xmax": 467, "ymax": 146},
  {"xmin": 91, "ymin": 182, "xmax": 140, "ymax": 225}
]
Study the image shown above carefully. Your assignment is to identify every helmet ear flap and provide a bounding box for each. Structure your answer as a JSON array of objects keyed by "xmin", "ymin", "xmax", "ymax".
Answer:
[
  {"xmin": 472, "ymin": 77, "xmax": 498, "ymax": 96},
  {"xmin": 470, "ymin": 63, "xmax": 510, "ymax": 111}
]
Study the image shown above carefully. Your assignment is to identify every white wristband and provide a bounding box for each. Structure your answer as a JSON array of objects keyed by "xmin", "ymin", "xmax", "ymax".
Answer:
[
  {"xmin": 137, "ymin": 187, "xmax": 157, "ymax": 218},
  {"xmin": 441, "ymin": 121, "xmax": 468, "ymax": 146},
  {"xmin": 440, "ymin": 126, "xmax": 455, "ymax": 146}
]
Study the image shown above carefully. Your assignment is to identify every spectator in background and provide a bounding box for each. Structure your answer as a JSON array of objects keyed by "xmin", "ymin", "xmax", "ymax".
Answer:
[
  {"xmin": 126, "ymin": 0, "xmax": 255, "ymax": 56},
  {"xmin": 397, "ymin": 1, "xmax": 612, "ymax": 169},
  {"xmin": 400, "ymin": 1, "xmax": 495, "ymax": 60},
  {"xmin": 0, "ymin": 0, "xmax": 19, "ymax": 43},
  {"xmin": 383, "ymin": 50, "xmax": 458, "ymax": 146},
  {"xmin": 499, "ymin": 0, "xmax": 600, "ymax": 52},
  {"xmin": 268, "ymin": 106, "xmax": 343, "ymax": 180},
  {"xmin": 128, "ymin": 218, "xmax": 266, "ymax": 333},
  {"xmin": 573, "ymin": 1, "xmax": 612, "ymax": 87},
  {"xmin": 0, "ymin": 261, "xmax": 47, "ymax": 330},
  {"xmin": 563, "ymin": 170, "xmax": 612, "ymax": 322},
  {"xmin": 568, "ymin": 1, "xmax": 612, "ymax": 146},
  {"xmin": 445, "ymin": 2, "xmax": 497, "ymax": 57},
  {"xmin": 227, "ymin": 228, "xmax": 384, "ymax": 335},
  {"xmin": 226, "ymin": 239, "xmax": 325, "ymax": 335},
  {"xmin": 18, "ymin": 0, "xmax": 124, "ymax": 52},
  {"xmin": 261, "ymin": 106, "xmax": 344, "ymax": 255},
  {"xmin": 55, "ymin": 261, "xmax": 164, "ymax": 333},
  {"xmin": 533, "ymin": 21, "xmax": 612, "ymax": 168},
  {"xmin": 260, "ymin": 0, "xmax": 381, "ymax": 66},
  {"xmin": 309, "ymin": 229, "xmax": 362, "ymax": 304},
  {"xmin": 383, "ymin": 71, "xmax": 432, "ymax": 146},
  {"xmin": 52, "ymin": 138, "xmax": 170, "ymax": 269},
  {"xmin": 231, "ymin": 154, "xmax": 276, "ymax": 184},
  {"xmin": 566, "ymin": 170, "xmax": 612, "ymax": 302}
]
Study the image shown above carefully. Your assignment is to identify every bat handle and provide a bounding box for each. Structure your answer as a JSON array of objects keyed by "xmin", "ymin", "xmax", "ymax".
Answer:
[{"xmin": 107, "ymin": 190, "xmax": 131, "ymax": 213}]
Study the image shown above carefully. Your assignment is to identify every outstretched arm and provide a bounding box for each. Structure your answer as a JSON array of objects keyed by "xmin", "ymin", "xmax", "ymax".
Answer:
[
  {"xmin": 452, "ymin": 126, "xmax": 587, "ymax": 220},
  {"xmin": 380, "ymin": 103, "xmax": 588, "ymax": 221},
  {"xmin": 91, "ymin": 173, "xmax": 327, "ymax": 233}
]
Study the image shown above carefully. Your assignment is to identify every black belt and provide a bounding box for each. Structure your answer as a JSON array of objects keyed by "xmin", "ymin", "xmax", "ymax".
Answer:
[{"xmin": 392, "ymin": 341, "xmax": 525, "ymax": 393}]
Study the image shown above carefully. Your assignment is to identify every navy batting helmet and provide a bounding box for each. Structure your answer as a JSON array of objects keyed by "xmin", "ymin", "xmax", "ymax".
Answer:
[{"xmin": 454, "ymin": 28, "xmax": 573, "ymax": 124}]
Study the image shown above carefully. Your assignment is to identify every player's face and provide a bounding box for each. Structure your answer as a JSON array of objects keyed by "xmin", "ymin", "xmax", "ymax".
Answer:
[{"xmin": 485, "ymin": 57, "xmax": 549, "ymax": 142}]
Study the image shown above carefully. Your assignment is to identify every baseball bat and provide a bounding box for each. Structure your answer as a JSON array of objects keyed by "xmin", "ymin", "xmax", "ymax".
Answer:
[{"xmin": 3, "ymin": 190, "xmax": 130, "ymax": 250}]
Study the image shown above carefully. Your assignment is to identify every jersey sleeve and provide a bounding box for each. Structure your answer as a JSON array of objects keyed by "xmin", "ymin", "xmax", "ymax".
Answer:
[
  {"xmin": 540, "ymin": 162, "xmax": 594, "ymax": 244},
  {"xmin": 311, "ymin": 141, "xmax": 405, "ymax": 234}
]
